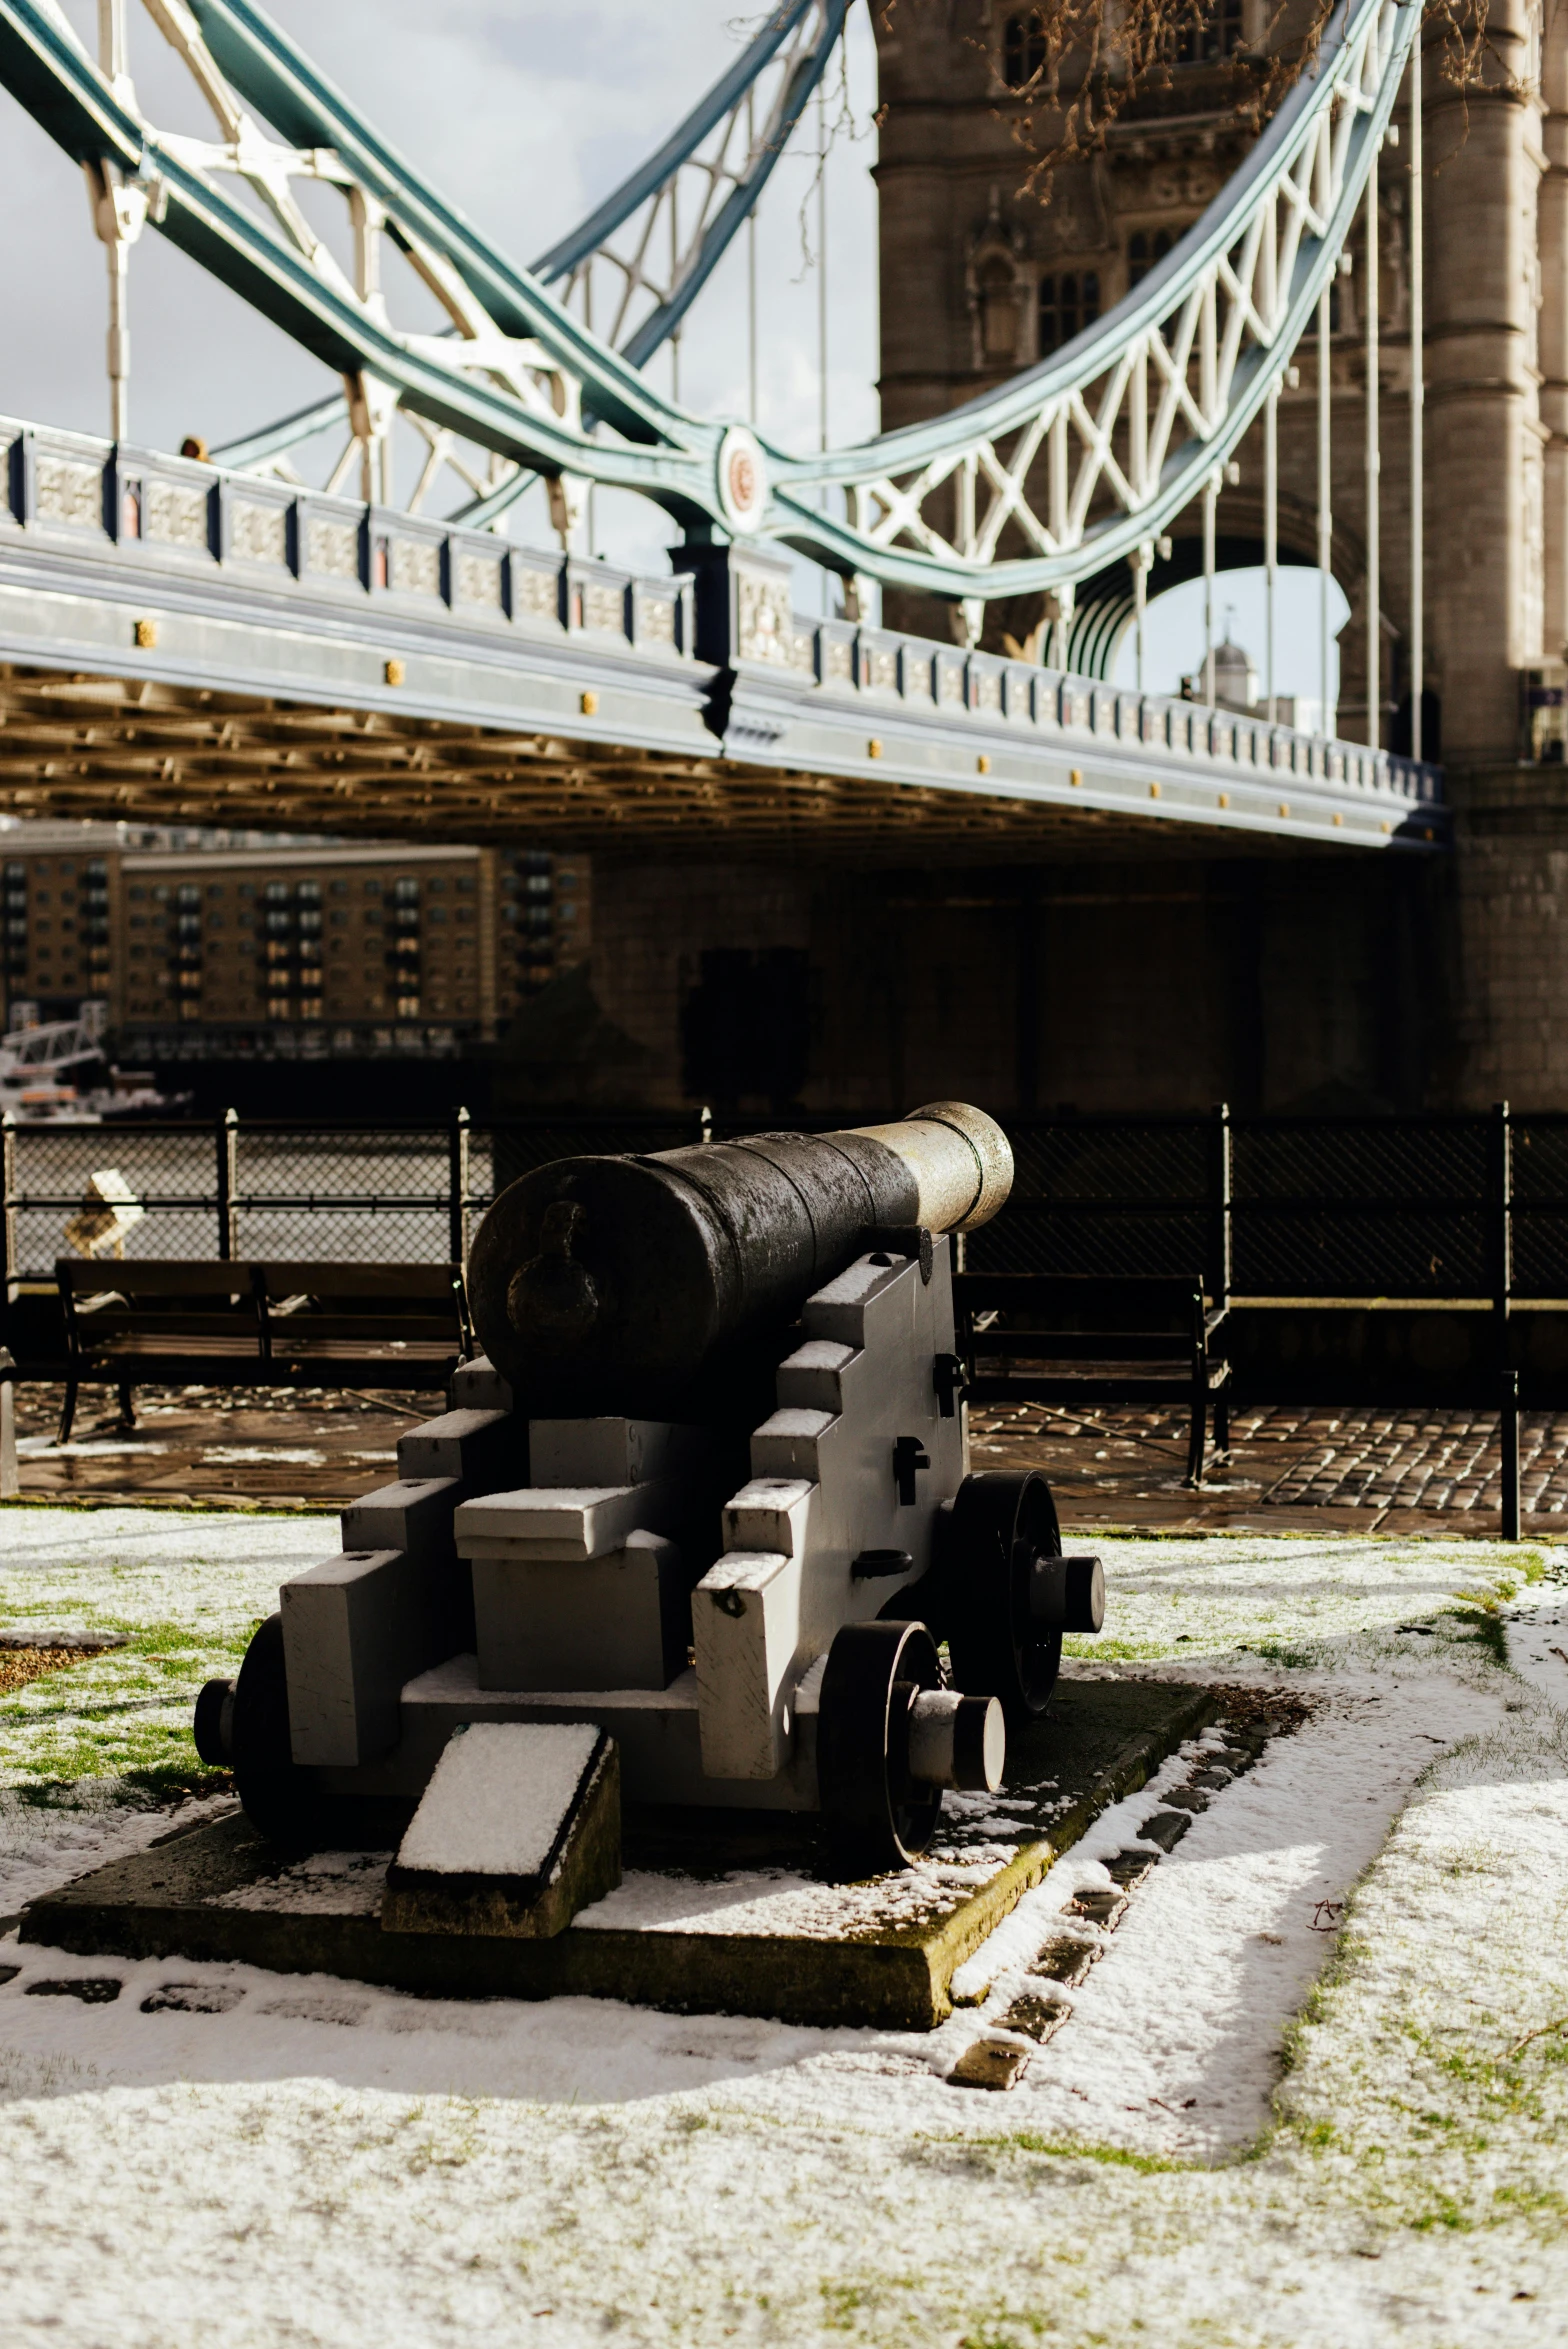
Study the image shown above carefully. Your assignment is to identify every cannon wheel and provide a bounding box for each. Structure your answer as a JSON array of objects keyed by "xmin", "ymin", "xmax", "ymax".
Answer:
[
  {"xmin": 212, "ymin": 1616, "xmax": 418, "ymax": 1851},
  {"xmin": 817, "ymin": 1619, "xmax": 945, "ymax": 1878},
  {"xmin": 944, "ymin": 1471, "xmax": 1064, "ymax": 1728},
  {"xmin": 220, "ymin": 1613, "xmax": 330, "ymax": 1846}
]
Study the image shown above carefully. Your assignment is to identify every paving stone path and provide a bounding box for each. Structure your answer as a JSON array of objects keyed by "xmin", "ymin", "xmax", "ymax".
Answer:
[
  {"xmin": 972, "ymin": 1400, "xmax": 1568, "ymax": 1537},
  {"xmin": 9, "ymin": 1380, "xmax": 1567, "ymax": 1540}
]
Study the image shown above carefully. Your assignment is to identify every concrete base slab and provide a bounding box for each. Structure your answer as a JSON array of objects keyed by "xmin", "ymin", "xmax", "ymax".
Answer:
[{"xmin": 21, "ymin": 1678, "xmax": 1213, "ymax": 2030}]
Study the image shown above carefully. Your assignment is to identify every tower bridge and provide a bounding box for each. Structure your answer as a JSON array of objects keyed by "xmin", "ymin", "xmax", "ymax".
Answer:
[
  {"xmin": 0, "ymin": 415, "xmax": 1438, "ymax": 856},
  {"xmin": 0, "ymin": 0, "xmax": 1552, "ymax": 1111}
]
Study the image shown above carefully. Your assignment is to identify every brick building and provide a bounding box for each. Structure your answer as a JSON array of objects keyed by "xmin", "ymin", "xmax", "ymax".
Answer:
[{"xmin": 0, "ymin": 823, "xmax": 590, "ymax": 1055}]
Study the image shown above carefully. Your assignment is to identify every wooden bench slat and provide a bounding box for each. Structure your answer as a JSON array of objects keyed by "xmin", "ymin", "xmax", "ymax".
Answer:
[
  {"xmin": 56, "ymin": 1261, "xmax": 261, "ymax": 1299},
  {"xmin": 261, "ymin": 1262, "xmax": 462, "ymax": 1300},
  {"xmin": 966, "ymin": 1330, "xmax": 1209, "ymax": 1362}
]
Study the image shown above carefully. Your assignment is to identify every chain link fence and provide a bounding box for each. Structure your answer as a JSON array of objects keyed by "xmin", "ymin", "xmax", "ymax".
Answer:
[
  {"xmin": 7, "ymin": 1106, "xmax": 1568, "ymax": 1306},
  {"xmin": 0, "ymin": 1110, "xmax": 706, "ymax": 1282}
]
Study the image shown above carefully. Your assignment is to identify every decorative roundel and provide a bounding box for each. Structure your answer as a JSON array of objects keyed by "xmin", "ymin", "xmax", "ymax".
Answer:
[{"xmin": 716, "ymin": 425, "xmax": 767, "ymax": 534}]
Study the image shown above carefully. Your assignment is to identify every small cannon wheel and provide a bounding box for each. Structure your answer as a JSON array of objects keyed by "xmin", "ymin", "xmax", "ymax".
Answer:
[
  {"xmin": 227, "ymin": 1613, "xmax": 319, "ymax": 1844},
  {"xmin": 945, "ymin": 1470, "xmax": 1064, "ymax": 1727},
  {"xmin": 817, "ymin": 1619, "xmax": 945, "ymax": 1877}
]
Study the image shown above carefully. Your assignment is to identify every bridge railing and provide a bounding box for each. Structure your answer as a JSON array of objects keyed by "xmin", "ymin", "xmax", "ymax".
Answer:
[{"xmin": 0, "ymin": 414, "xmax": 1446, "ymax": 834}]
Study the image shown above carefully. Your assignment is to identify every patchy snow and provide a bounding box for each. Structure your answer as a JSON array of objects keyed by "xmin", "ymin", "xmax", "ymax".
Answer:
[
  {"xmin": 951, "ymin": 1670, "xmax": 1510, "ymax": 2158},
  {"xmin": 0, "ymin": 1786, "xmax": 234, "ymax": 1922},
  {"xmin": 1499, "ymin": 1588, "xmax": 1568, "ymax": 1708},
  {"xmin": 579, "ymin": 1850, "xmax": 1005, "ymax": 1938},
  {"xmin": 1061, "ymin": 1528, "xmax": 1544, "ymax": 1665},
  {"xmin": 0, "ymin": 1505, "xmax": 335, "ymax": 1788},
  {"xmin": 209, "ymin": 1848, "xmax": 392, "ymax": 1918},
  {"xmin": 396, "ymin": 1722, "xmax": 601, "ymax": 1877},
  {"xmin": 1, "ymin": 1507, "xmax": 1567, "ymax": 2342}
]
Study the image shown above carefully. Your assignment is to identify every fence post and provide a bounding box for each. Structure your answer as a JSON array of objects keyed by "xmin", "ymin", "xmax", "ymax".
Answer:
[
  {"xmin": 448, "ymin": 1106, "xmax": 470, "ymax": 1268},
  {"xmin": 0, "ymin": 1347, "xmax": 15, "ymax": 1501},
  {"xmin": 1, "ymin": 1109, "xmax": 16, "ymax": 1298},
  {"xmin": 1500, "ymin": 1369, "xmax": 1521, "ymax": 1542},
  {"xmin": 1207, "ymin": 1101, "xmax": 1232, "ymax": 1307},
  {"xmin": 1489, "ymin": 1095, "xmax": 1512, "ymax": 1360},
  {"xmin": 216, "ymin": 1107, "xmax": 238, "ymax": 1261},
  {"xmin": 1490, "ymin": 1101, "xmax": 1519, "ymax": 1538}
]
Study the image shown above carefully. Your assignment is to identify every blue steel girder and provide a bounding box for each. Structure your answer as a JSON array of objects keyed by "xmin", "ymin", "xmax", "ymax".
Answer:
[
  {"xmin": 0, "ymin": 0, "xmax": 722, "ymax": 510},
  {"xmin": 0, "ymin": 0, "xmax": 1416, "ymax": 600},
  {"xmin": 207, "ymin": 0, "xmax": 849, "ymax": 492}
]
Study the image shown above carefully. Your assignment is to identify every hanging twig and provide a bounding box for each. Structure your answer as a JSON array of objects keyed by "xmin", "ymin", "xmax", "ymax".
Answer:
[{"xmin": 876, "ymin": 0, "xmax": 1513, "ymax": 210}]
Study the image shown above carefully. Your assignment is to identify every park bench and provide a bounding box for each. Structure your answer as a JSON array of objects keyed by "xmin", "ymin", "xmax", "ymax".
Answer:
[
  {"xmin": 53, "ymin": 1258, "xmax": 472, "ymax": 1444},
  {"xmin": 952, "ymin": 1271, "xmax": 1233, "ymax": 1487}
]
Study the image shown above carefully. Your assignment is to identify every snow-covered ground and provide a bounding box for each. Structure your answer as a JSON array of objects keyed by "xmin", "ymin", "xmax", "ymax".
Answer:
[{"xmin": 3, "ymin": 1508, "xmax": 1568, "ymax": 2344}]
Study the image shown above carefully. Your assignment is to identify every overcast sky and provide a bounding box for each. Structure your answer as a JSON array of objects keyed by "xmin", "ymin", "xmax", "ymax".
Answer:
[{"xmin": 0, "ymin": 1, "xmax": 881, "ymax": 577}]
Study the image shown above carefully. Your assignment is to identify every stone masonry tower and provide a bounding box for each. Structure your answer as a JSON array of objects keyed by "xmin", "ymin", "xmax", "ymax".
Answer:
[{"xmin": 873, "ymin": 0, "xmax": 1568, "ymax": 1107}]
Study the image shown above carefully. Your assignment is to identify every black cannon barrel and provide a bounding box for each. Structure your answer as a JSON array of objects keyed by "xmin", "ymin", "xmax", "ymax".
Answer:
[{"xmin": 468, "ymin": 1102, "xmax": 1012, "ymax": 1418}]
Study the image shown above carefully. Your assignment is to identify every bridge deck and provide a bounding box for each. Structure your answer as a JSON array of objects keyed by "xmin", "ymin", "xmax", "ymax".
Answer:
[{"xmin": 0, "ymin": 420, "xmax": 1444, "ymax": 859}]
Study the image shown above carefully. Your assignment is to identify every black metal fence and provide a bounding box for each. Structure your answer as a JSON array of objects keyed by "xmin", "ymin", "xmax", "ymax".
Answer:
[
  {"xmin": 965, "ymin": 1105, "xmax": 1559, "ymax": 1309},
  {"xmin": 3, "ymin": 1104, "xmax": 1562, "ymax": 1309}
]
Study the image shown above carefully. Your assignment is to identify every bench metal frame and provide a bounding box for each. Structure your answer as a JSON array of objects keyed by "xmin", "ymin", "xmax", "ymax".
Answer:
[{"xmin": 954, "ymin": 1272, "xmax": 1233, "ymax": 1488}]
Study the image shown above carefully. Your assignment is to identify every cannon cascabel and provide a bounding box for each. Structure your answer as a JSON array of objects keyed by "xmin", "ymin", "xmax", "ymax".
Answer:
[{"xmin": 467, "ymin": 1102, "xmax": 1013, "ymax": 1416}]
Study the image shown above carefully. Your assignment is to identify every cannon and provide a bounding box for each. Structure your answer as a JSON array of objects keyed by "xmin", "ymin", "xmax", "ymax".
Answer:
[{"xmin": 196, "ymin": 1103, "xmax": 1105, "ymax": 1912}]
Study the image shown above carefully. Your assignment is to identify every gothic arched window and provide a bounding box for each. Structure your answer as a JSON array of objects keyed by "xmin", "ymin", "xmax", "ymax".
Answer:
[
  {"xmin": 1039, "ymin": 271, "xmax": 1100, "ymax": 358},
  {"xmin": 1002, "ymin": 12, "xmax": 1047, "ymax": 88}
]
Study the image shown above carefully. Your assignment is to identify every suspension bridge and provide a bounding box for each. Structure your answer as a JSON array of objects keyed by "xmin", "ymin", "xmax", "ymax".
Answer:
[{"xmin": 0, "ymin": 0, "xmax": 1443, "ymax": 859}]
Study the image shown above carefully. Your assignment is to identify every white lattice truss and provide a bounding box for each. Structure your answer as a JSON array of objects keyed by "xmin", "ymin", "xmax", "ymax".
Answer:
[
  {"xmin": 6, "ymin": 0, "xmax": 1416, "ymax": 596},
  {"xmin": 554, "ymin": 2, "xmax": 838, "ymax": 356},
  {"xmin": 775, "ymin": 0, "xmax": 1418, "ymax": 598}
]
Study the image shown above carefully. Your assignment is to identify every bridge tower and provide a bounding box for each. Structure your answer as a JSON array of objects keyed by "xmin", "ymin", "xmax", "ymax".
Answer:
[{"xmin": 874, "ymin": 0, "xmax": 1566, "ymax": 1108}]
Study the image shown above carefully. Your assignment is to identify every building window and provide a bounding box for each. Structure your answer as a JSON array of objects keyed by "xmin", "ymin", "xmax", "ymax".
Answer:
[
  {"xmin": 1001, "ymin": 10, "xmax": 1046, "ymax": 86},
  {"xmin": 1173, "ymin": 0, "xmax": 1245, "ymax": 65},
  {"xmin": 1039, "ymin": 270, "xmax": 1100, "ymax": 356},
  {"xmin": 1128, "ymin": 227, "xmax": 1179, "ymax": 287}
]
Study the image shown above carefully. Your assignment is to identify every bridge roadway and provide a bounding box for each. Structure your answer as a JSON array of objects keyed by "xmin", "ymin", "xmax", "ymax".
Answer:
[{"xmin": 0, "ymin": 418, "xmax": 1445, "ymax": 858}]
